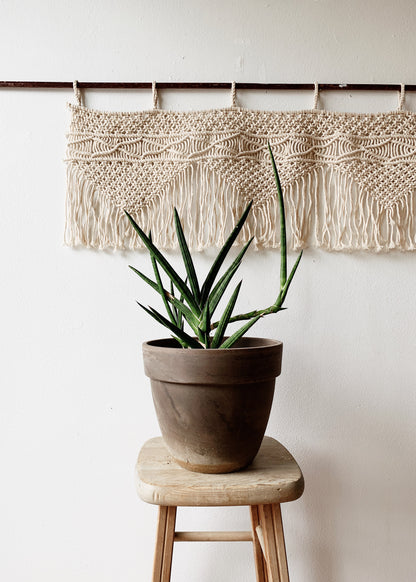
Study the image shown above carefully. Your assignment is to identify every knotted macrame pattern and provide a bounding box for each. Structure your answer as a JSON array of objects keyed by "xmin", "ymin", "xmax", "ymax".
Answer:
[{"xmin": 65, "ymin": 104, "xmax": 416, "ymax": 252}]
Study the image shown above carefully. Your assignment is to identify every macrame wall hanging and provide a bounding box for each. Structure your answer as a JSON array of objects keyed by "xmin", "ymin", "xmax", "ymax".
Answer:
[{"xmin": 65, "ymin": 82, "xmax": 416, "ymax": 252}]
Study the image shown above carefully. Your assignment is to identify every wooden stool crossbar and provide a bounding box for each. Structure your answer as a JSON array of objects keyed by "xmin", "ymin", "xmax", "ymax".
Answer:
[{"xmin": 136, "ymin": 437, "xmax": 304, "ymax": 582}]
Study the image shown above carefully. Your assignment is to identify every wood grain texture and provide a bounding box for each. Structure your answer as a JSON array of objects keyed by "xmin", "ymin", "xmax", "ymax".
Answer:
[
  {"xmin": 152, "ymin": 506, "xmax": 168, "ymax": 582},
  {"xmin": 272, "ymin": 504, "xmax": 289, "ymax": 582},
  {"xmin": 251, "ymin": 506, "xmax": 268, "ymax": 582},
  {"xmin": 136, "ymin": 436, "xmax": 304, "ymax": 507},
  {"xmin": 160, "ymin": 507, "xmax": 176, "ymax": 582},
  {"xmin": 259, "ymin": 504, "xmax": 281, "ymax": 582},
  {"xmin": 174, "ymin": 531, "xmax": 252, "ymax": 542}
]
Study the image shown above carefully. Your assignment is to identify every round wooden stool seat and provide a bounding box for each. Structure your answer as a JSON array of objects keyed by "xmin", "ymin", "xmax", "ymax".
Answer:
[{"xmin": 136, "ymin": 436, "xmax": 304, "ymax": 582}]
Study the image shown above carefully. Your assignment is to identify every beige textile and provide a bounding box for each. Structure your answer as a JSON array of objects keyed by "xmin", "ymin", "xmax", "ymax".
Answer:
[{"xmin": 65, "ymin": 96, "xmax": 416, "ymax": 252}]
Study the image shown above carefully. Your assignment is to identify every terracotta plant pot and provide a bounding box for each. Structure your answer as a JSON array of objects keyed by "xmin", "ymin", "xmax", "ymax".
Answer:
[{"xmin": 142, "ymin": 337, "xmax": 283, "ymax": 474}]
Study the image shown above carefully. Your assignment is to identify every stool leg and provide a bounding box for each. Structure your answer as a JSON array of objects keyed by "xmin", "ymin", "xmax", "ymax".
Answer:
[
  {"xmin": 257, "ymin": 504, "xmax": 290, "ymax": 582},
  {"xmin": 271, "ymin": 504, "xmax": 289, "ymax": 582},
  {"xmin": 250, "ymin": 505, "xmax": 268, "ymax": 582},
  {"xmin": 152, "ymin": 506, "xmax": 177, "ymax": 582},
  {"xmin": 259, "ymin": 504, "xmax": 280, "ymax": 582}
]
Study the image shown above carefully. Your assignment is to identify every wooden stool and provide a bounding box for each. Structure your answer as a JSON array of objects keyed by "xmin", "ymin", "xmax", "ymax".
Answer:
[{"xmin": 136, "ymin": 436, "xmax": 304, "ymax": 582}]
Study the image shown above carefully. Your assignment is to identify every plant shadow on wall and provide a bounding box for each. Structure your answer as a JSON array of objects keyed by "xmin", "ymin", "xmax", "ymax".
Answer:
[{"xmin": 125, "ymin": 146, "xmax": 303, "ymax": 474}]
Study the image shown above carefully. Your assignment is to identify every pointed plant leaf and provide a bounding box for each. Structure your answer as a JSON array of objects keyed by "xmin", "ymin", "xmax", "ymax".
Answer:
[
  {"xmin": 198, "ymin": 299, "xmax": 210, "ymax": 332},
  {"xmin": 174, "ymin": 208, "xmax": 200, "ymax": 302},
  {"xmin": 169, "ymin": 296, "xmax": 200, "ymax": 330},
  {"xmin": 268, "ymin": 143, "xmax": 287, "ymax": 286},
  {"xmin": 208, "ymin": 260, "xmax": 241, "ymax": 316},
  {"xmin": 278, "ymin": 250, "xmax": 303, "ymax": 306},
  {"xmin": 125, "ymin": 211, "xmax": 199, "ymax": 313},
  {"xmin": 129, "ymin": 265, "xmax": 198, "ymax": 329},
  {"xmin": 208, "ymin": 237, "xmax": 253, "ymax": 316},
  {"xmin": 211, "ymin": 281, "xmax": 242, "ymax": 349},
  {"xmin": 219, "ymin": 314, "xmax": 262, "ymax": 349},
  {"xmin": 129, "ymin": 265, "xmax": 159, "ymax": 293},
  {"xmin": 137, "ymin": 303, "xmax": 203, "ymax": 349},
  {"xmin": 170, "ymin": 335, "xmax": 187, "ymax": 348},
  {"xmin": 151, "ymin": 252, "xmax": 176, "ymax": 325},
  {"xmin": 200, "ymin": 200, "xmax": 253, "ymax": 304},
  {"xmin": 167, "ymin": 276, "xmax": 202, "ymax": 337},
  {"xmin": 170, "ymin": 280, "xmax": 178, "ymax": 321}
]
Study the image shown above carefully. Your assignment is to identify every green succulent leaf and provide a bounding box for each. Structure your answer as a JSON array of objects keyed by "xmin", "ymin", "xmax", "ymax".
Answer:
[
  {"xmin": 170, "ymin": 335, "xmax": 187, "ymax": 348},
  {"xmin": 129, "ymin": 265, "xmax": 199, "ymax": 329},
  {"xmin": 127, "ymin": 146, "xmax": 302, "ymax": 349},
  {"xmin": 125, "ymin": 211, "xmax": 199, "ymax": 313},
  {"xmin": 137, "ymin": 303, "xmax": 203, "ymax": 349},
  {"xmin": 208, "ymin": 237, "xmax": 253, "ymax": 316},
  {"xmin": 219, "ymin": 314, "xmax": 262, "ymax": 349},
  {"xmin": 211, "ymin": 281, "xmax": 242, "ymax": 349},
  {"xmin": 198, "ymin": 299, "xmax": 210, "ymax": 332},
  {"xmin": 151, "ymin": 250, "xmax": 176, "ymax": 326},
  {"xmin": 129, "ymin": 265, "xmax": 159, "ymax": 293},
  {"xmin": 277, "ymin": 250, "xmax": 303, "ymax": 306},
  {"xmin": 170, "ymin": 280, "xmax": 179, "ymax": 322},
  {"xmin": 200, "ymin": 200, "xmax": 253, "ymax": 304},
  {"xmin": 268, "ymin": 143, "xmax": 287, "ymax": 287},
  {"xmin": 174, "ymin": 208, "xmax": 200, "ymax": 303},
  {"xmin": 169, "ymin": 296, "xmax": 200, "ymax": 330}
]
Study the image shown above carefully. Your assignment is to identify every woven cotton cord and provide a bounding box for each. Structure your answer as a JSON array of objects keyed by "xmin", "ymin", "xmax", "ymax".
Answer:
[
  {"xmin": 152, "ymin": 81, "xmax": 159, "ymax": 110},
  {"xmin": 313, "ymin": 82, "xmax": 319, "ymax": 110},
  {"xmin": 231, "ymin": 81, "xmax": 237, "ymax": 107},
  {"xmin": 398, "ymin": 83, "xmax": 406, "ymax": 111},
  {"xmin": 73, "ymin": 80, "xmax": 82, "ymax": 106}
]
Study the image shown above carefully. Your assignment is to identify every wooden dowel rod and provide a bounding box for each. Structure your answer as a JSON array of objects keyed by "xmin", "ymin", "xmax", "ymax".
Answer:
[
  {"xmin": 174, "ymin": 531, "xmax": 253, "ymax": 542},
  {"xmin": 255, "ymin": 525, "xmax": 266, "ymax": 557},
  {"xmin": 0, "ymin": 81, "xmax": 415, "ymax": 91}
]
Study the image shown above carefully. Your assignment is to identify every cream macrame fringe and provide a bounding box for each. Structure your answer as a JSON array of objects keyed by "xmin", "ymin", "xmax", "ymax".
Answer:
[
  {"xmin": 65, "ymin": 164, "xmax": 416, "ymax": 252},
  {"xmin": 286, "ymin": 167, "xmax": 416, "ymax": 251},
  {"xmin": 66, "ymin": 164, "xmax": 251, "ymax": 250}
]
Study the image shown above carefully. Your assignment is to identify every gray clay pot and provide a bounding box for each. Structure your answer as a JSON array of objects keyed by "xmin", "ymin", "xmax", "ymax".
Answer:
[{"xmin": 142, "ymin": 337, "xmax": 283, "ymax": 474}]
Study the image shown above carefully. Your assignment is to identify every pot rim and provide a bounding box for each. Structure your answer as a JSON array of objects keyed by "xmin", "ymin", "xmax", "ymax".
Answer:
[
  {"xmin": 143, "ymin": 336, "xmax": 282, "ymax": 352},
  {"xmin": 142, "ymin": 336, "xmax": 283, "ymax": 384}
]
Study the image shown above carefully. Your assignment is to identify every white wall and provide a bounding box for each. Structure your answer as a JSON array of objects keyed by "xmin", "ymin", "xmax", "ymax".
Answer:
[{"xmin": 1, "ymin": 1, "xmax": 415, "ymax": 581}]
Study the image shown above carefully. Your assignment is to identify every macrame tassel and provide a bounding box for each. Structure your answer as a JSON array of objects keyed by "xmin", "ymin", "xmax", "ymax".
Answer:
[
  {"xmin": 65, "ymin": 164, "xmax": 246, "ymax": 250},
  {"xmin": 149, "ymin": 164, "xmax": 246, "ymax": 250},
  {"xmin": 65, "ymin": 163, "xmax": 416, "ymax": 252},
  {"xmin": 65, "ymin": 166, "xmax": 128, "ymax": 248},
  {"xmin": 281, "ymin": 166, "xmax": 416, "ymax": 252}
]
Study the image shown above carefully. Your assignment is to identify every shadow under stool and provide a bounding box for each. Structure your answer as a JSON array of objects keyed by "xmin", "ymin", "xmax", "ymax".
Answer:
[{"xmin": 136, "ymin": 436, "xmax": 304, "ymax": 582}]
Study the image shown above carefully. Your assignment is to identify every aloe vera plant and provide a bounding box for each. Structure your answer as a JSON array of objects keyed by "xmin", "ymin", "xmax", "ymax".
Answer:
[{"xmin": 126, "ymin": 146, "xmax": 302, "ymax": 349}]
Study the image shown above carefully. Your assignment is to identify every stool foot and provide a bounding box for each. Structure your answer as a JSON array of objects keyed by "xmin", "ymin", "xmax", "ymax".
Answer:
[
  {"xmin": 152, "ymin": 506, "xmax": 177, "ymax": 582},
  {"xmin": 252, "ymin": 504, "xmax": 290, "ymax": 582}
]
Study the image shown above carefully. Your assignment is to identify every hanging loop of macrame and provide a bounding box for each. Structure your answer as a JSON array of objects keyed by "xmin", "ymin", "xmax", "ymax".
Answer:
[
  {"xmin": 398, "ymin": 83, "xmax": 406, "ymax": 111},
  {"xmin": 231, "ymin": 81, "xmax": 237, "ymax": 107},
  {"xmin": 152, "ymin": 81, "xmax": 159, "ymax": 110},
  {"xmin": 313, "ymin": 82, "xmax": 319, "ymax": 110},
  {"xmin": 73, "ymin": 80, "xmax": 82, "ymax": 106}
]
